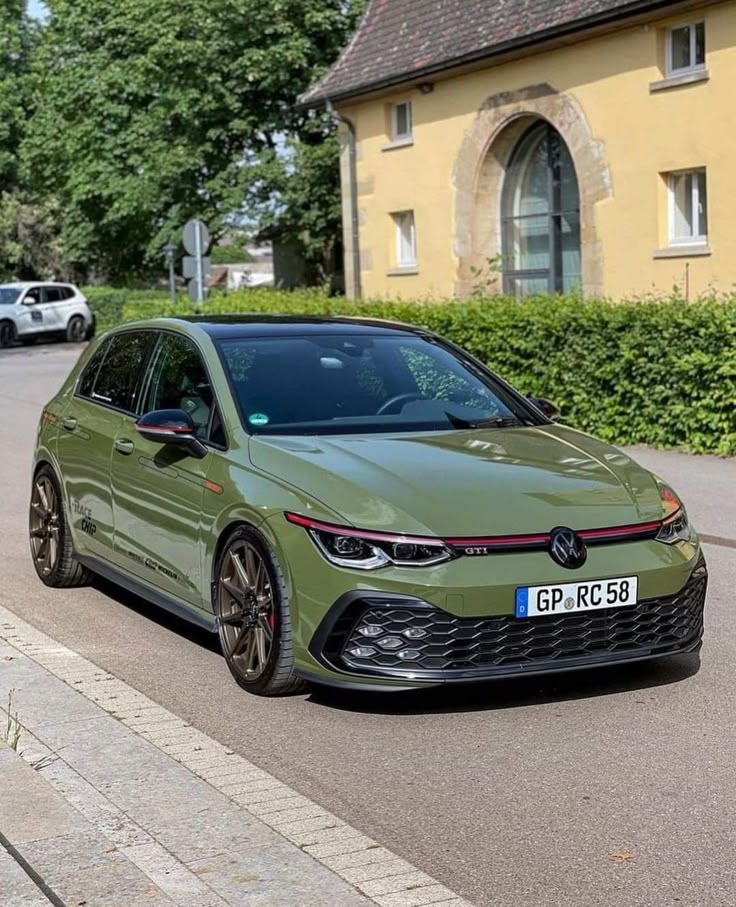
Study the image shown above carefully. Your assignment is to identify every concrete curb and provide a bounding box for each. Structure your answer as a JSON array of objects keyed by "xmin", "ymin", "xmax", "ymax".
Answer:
[{"xmin": 0, "ymin": 604, "xmax": 473, "ymax": 907}]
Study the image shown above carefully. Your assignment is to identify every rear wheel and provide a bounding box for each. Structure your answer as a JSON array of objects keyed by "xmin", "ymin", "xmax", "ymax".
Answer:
[
  {"xmin": 0, "ymin": 321, "xmax": 16, "ymax": 348},
  {"xmin": 214, "ymin": 526, "xmax": 305, "ymax": 696},
  {"xmin": 29, "ymin": 466, "xmax": 91, "ymax": 588},
  {"xmin": 66, "ymin": 316, "xmax": 86, "ymax": 343}
]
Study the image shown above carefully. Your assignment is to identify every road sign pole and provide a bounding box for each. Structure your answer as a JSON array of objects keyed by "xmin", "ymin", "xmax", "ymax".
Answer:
[
  {"xmin": 182, "ymin": 220, "xmax": 211, "ymax": 304},
  {"xmin": 195, "ymin": 222, "xmax": 204, "ymax": 303}
]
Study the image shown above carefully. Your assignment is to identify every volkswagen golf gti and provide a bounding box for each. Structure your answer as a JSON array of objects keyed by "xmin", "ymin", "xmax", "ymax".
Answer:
[{"xmin": 29, "ymin": 316, "xmax": 707, "ymax": 695}]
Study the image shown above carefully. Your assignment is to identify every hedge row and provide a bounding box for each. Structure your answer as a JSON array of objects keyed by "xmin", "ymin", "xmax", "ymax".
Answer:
[{"xmin": 115, "ymin": 289, "xmax": 736, "ymax": 455}]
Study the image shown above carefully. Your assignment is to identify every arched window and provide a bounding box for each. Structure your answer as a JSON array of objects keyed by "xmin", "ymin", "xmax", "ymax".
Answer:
[{"xmin": 501, "ymin": 123, "xmax": 581, "ymax": 296}]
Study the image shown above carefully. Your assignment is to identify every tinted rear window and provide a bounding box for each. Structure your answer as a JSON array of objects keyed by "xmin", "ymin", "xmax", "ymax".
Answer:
[{"xmin": 82, "ymin": 332, "xmax": 155, "ymax": 412}]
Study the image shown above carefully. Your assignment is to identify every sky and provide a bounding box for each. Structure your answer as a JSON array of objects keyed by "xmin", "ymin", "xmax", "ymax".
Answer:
[{"xmin": 28, "ymin": 0, "xmax": 47, "ymax": 19}]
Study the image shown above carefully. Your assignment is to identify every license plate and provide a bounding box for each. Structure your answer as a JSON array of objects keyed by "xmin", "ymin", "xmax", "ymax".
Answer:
[{"xmin": 515, "ymin": 576, "xmax": 638, "ymax": 619}]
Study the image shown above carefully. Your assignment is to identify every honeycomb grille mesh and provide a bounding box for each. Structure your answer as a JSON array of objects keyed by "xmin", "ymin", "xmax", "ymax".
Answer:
[{"xmin": 339, "ymin": 572, "xmax": 706, "ymax": 675}]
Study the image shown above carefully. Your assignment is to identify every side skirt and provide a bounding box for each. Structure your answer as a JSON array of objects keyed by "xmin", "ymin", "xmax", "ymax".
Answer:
[{"xmin": 74, "ymin": 553, "xmax": 218, "ymax": 634}]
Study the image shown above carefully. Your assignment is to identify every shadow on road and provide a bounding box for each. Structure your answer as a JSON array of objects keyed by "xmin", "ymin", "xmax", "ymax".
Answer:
[
  {"xmin": 305, "ymin": 654, "xmax": 701, "ymax": 715},
  {"xmin": 91, "ymin": 576, "xmax": 221, "ymax": 654}
]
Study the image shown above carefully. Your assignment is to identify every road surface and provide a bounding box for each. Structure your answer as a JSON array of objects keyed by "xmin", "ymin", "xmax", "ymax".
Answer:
[{"xmin": 2, "ymin": 342, "xmax": 735, "ymax": 907}]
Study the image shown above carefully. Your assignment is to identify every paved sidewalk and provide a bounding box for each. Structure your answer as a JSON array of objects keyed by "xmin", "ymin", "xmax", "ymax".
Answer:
[{"xmin": 0, "ymin": 606, "xmax": 470, "ymax": 907}]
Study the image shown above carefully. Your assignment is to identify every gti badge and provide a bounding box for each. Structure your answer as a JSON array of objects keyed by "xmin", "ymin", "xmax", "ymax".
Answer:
[{"xmin": 549, "ymin": 526, "xmax": 587, "ymax": 569}]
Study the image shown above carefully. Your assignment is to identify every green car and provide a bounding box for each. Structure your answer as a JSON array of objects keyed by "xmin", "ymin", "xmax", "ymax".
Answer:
[{"xmin": 30, "ymin": 315, "xmax": 707, "ymax": 695}]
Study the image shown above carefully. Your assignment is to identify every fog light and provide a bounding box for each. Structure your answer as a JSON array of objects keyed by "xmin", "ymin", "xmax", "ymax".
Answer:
[
  {"xmin": 403, "ymin": 628, "xmax": 427, "ymax": 639},
  {"xmin": 358, "ymin": 625, "xmax": 384, "ymax": 638},
  {"xmin": 349, "ymin": 646, "xmax": 377, "ymax": 658},
  {"xmin": 378, "ymin": 636, "xmax": 404, "ymax": 650},
  {"xmin": 398, "ymin": 649, "xmax": 421, "ymax": 661}
]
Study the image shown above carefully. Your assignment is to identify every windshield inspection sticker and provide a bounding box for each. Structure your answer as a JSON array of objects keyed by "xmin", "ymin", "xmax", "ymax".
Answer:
[{"xmin": 248, "ymin": 413, "xmax": 270, "ymax": 427}]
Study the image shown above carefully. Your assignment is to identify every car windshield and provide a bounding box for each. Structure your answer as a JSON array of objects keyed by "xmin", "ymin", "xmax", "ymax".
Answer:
[
  {"xmin": 0, "ymin": 288, "xmax": 20, "ymax": 305},
  {"xmin": 218, "ymin": 333, "xmax": 539, "ymax": 435}
]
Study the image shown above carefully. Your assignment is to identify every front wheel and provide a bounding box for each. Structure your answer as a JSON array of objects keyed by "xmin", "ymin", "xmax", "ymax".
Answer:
[
  {"xmin": 214, "ymin": 525, "xmax": 305, "ymax": 696},
  {"xmin": 0, "ymin": 321, "xmax": 17, "ymax": 348}
]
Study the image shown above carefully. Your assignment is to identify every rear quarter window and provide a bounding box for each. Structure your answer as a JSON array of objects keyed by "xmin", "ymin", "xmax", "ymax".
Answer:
[
  {"xmin": 78, "ymin": 332, "xmax": 156, "ymax": 412},
  {"xmin": 77, "ymin": 338, "xmax": 112, "ymax": 399}
]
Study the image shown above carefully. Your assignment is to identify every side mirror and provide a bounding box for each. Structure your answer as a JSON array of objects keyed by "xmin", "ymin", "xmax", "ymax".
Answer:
[
  {"xmin": 136, "ymin": 409, "xmax": 208, "ymax": 459},
  {"xmin": 527, "ymin": 395, "xmax": 562, "ymax": 422},
  {"xmin": 22, "ymin": 297, "xmax": 39, "ymax": 306}
]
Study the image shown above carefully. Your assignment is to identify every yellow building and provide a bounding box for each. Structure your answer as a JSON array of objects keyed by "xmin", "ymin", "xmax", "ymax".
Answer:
[{"xmin": 302, "ymin": 0, "xmax": 733, "ymax": 300}]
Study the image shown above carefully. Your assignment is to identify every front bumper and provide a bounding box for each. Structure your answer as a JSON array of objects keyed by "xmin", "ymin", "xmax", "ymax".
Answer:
[{"xmin": 304, "ymin": 556, "xmax": 707, "ymax": 688}]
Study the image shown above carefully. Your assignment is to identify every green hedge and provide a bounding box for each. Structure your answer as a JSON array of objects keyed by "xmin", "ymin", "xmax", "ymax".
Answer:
[
  {"xmin": 83, "ymin": 286, "xmax": 171, "ymax": 333},
  {"xmin": 118, "ymin": 290, "xmax": 736, "ymax": 456}
]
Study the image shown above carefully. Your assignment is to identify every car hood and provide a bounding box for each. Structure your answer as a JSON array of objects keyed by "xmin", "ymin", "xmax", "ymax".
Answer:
[{"xmin": 250, "ymin": 425, "xmax": 663, "ymax": 537}]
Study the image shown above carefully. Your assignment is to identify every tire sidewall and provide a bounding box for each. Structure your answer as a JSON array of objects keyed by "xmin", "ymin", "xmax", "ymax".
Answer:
[
  {"xmin": 66, "ymin": 316, "xmax": 85, "ymax": 343},
  {"xmin": 30, "ymin": 465, "xmax": 69, "ymax": 586},
  {"xmin": 0, "ymin": 321, "xmax": 16, "ymax": 348},
  {"xmin": 213, "ymin": 524, "xmax": 291, "ymax": 695}
]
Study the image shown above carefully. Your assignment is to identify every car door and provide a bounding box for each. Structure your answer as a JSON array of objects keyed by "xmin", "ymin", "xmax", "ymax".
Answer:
[
  {"xmin": 15, "ymin": 286, "xmax": 47, "ymax": 336},
  {"xmin": 58, "ymin": 331, "xmax": 157, "ymax": 561},
  {"xmin": 111, "ymin": 331, "xmax": 226, "ymax": 608}
]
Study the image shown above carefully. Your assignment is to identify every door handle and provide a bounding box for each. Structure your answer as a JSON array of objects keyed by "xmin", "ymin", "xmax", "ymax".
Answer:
[
  {"xmin": 62, "ymin": 417, "xmax": 77, "ymax": 432},
  {"xmin": 114, "ymin": 438, "xmax": 135, "ymax": 455}
]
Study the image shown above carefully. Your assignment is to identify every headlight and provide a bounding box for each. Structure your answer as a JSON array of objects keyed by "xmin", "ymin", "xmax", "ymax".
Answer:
[
  {"xmin": 285, "ymin": 512, "xmax": 453, "ymax": 570},
  {"xmin": 655, "ymin": 482, "xmax": 691, "ymax": 544}
]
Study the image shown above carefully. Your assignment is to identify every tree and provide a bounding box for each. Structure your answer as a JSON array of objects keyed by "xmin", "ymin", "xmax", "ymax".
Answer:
[
  {"xmin": 0, "ymin": 0, "xmax": 28, "ymax": 191},
  {"xmin": 24, "ymin": 0, "xmax": 365, "ymax": 282}
]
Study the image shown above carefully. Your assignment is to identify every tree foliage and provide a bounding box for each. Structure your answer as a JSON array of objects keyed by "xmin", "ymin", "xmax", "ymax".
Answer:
[
  {"xmin": 0, "ymin": 0, "xmax": 29, "ymax": 190},
  {"xmin": 24, "ymin": 0, "xmax": 364, "ymax": 281}
]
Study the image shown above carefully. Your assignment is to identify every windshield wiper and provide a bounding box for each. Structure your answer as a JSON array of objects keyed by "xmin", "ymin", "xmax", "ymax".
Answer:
[{"xmin": 444, "ymin": 412, "xmax": 525, "ymax": 430}]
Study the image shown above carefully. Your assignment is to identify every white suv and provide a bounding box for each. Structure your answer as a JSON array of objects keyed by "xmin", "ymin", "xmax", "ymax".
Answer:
[{"xmin": 0, "ymin": 283, "xmax": 95, "ymax": 347}]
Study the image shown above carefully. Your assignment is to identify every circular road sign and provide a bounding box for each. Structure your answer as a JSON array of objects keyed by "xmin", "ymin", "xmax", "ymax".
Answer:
[{"xmin": 182, "ymin": 220, "xmax": 211, "ymax": 256}]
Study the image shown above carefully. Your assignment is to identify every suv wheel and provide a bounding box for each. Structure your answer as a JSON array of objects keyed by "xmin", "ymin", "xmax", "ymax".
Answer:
[
  {"xmin": 66, "ymin": 316, "xmax": 87, "ymax": 343},
  {"xmin": 29, "ymin": 466, "xmax": 91, "ymax": 588},
  {"xmin": 0, "ymin": 321, "xmax": 16, "ymax": 348},
  {"xmin": 214, "ymin": 525, "xmax": 305, "ymax": 696}
]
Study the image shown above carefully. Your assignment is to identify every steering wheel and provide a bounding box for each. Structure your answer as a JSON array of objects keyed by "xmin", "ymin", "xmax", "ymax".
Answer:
[{"xmin": 376, "ymin": 393, "xmax": 425, "ymax": 416}]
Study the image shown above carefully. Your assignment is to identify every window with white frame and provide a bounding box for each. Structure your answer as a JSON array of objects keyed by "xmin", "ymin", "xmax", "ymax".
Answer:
[
  {"xmin": 669, "ymin": 169, "xmax": 707, "ymax": 245},
  {"xmin": 667, "ymin": 22, "xmax": 705, "ymax": 76},
  {"xmin": 393, "ymin": 211, "xmax": 417, "ymax": 267},
  {"xmin": 391, "ymin": 101, "xmax": 413, "ymax": 142}
]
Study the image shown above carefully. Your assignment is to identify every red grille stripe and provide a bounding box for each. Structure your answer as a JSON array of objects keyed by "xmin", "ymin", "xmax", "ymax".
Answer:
[
  {"xmin": 284, "ymin": 512, "xmax": 441, "ymax": 547},
  {"xmin": 286, "ymin": 512, "xmax": 663, "ymax": 551}
]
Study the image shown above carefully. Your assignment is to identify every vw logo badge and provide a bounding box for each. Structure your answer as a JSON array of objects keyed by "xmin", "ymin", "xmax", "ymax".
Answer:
[{"xmin": 549, "ymin": 527, "xmax": 587, "ymax": 569}]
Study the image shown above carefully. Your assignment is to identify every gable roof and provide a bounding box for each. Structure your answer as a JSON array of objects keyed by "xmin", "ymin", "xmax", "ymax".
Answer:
[{"xmin": 302, "ymin": 0, "xmax": 684, "ymax": 105}]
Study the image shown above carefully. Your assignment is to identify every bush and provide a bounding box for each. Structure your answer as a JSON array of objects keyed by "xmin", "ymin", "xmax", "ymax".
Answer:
[
  {"xmin": 83, "ymin": 286, "xmax": 171, "ymax": 333},
  {"xmin": 119, "ymin": 290, "xmax": 736, "ymax": 455}
]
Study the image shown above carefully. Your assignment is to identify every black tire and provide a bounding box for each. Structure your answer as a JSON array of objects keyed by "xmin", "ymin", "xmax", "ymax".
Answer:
[
  {"xmin": 66, "ymin": 316, "xmax": 87, "ymax": 343},
  {"xmin": 0, "ymin": 320, "xmax": 17, "ymax": 348},
  {"xmin": 29, "ymin": 465, "xmax": 91, "ymax": 588},
  {"xmin": 214, "ymin": 524, "xmax": 305, "ymax": 696}
]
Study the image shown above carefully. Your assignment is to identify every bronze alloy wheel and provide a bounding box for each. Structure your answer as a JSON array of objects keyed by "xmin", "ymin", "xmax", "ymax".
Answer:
[
  {"xmin": 30, "ymin": 475, "xmax": 61, "ymax": 577},
  {"xmin": 28, "ymin": 466, "xmax": 90, "ymax": 588},
  {"xmin": 214, "ymin": 527, "xmax": 305, "ymax": 696},
  {"xmin": 217, "ymin": 539, "xmax": 276, "ymax": 681}
]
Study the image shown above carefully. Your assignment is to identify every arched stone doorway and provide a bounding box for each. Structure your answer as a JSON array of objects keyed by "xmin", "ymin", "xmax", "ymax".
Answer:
[
  {"xmin": 501, "ymin": 122, "xmax": 581, "ymax": 296},
  {"xmin": 453, "ymin": 84, "xmax": 612, "ymax": 297}
]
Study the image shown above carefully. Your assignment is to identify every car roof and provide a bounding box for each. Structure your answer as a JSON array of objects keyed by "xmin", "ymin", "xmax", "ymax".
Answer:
[
  {"xmin": 152, "ymin": 314, "xmax": 429, "ymax": 340},
  {"xmin": 0, "ymin": 282, "xmax": 73, "ymax": 289}
]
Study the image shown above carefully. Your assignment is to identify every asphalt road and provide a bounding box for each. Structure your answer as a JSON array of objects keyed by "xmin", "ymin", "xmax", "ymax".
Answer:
[{"xmin": 3, "ymin": 342, "xmax": 736, "ymax": 907}]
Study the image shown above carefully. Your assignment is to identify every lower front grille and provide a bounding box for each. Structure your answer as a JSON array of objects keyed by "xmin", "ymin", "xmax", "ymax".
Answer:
[{"xmin": 326, "ymin": 564, "xmax": 707, "ymax": 679}]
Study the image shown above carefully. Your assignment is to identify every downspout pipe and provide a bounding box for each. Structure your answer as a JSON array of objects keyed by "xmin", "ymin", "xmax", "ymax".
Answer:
[{"xmin": 326, "ymin": 100, "xmax": 362, "ymax": 300}]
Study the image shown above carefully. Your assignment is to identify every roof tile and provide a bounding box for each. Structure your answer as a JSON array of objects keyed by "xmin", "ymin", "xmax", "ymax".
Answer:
[{"xmin": 303, "ymin": 0, "xmax": 678, "ymax": 103}]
